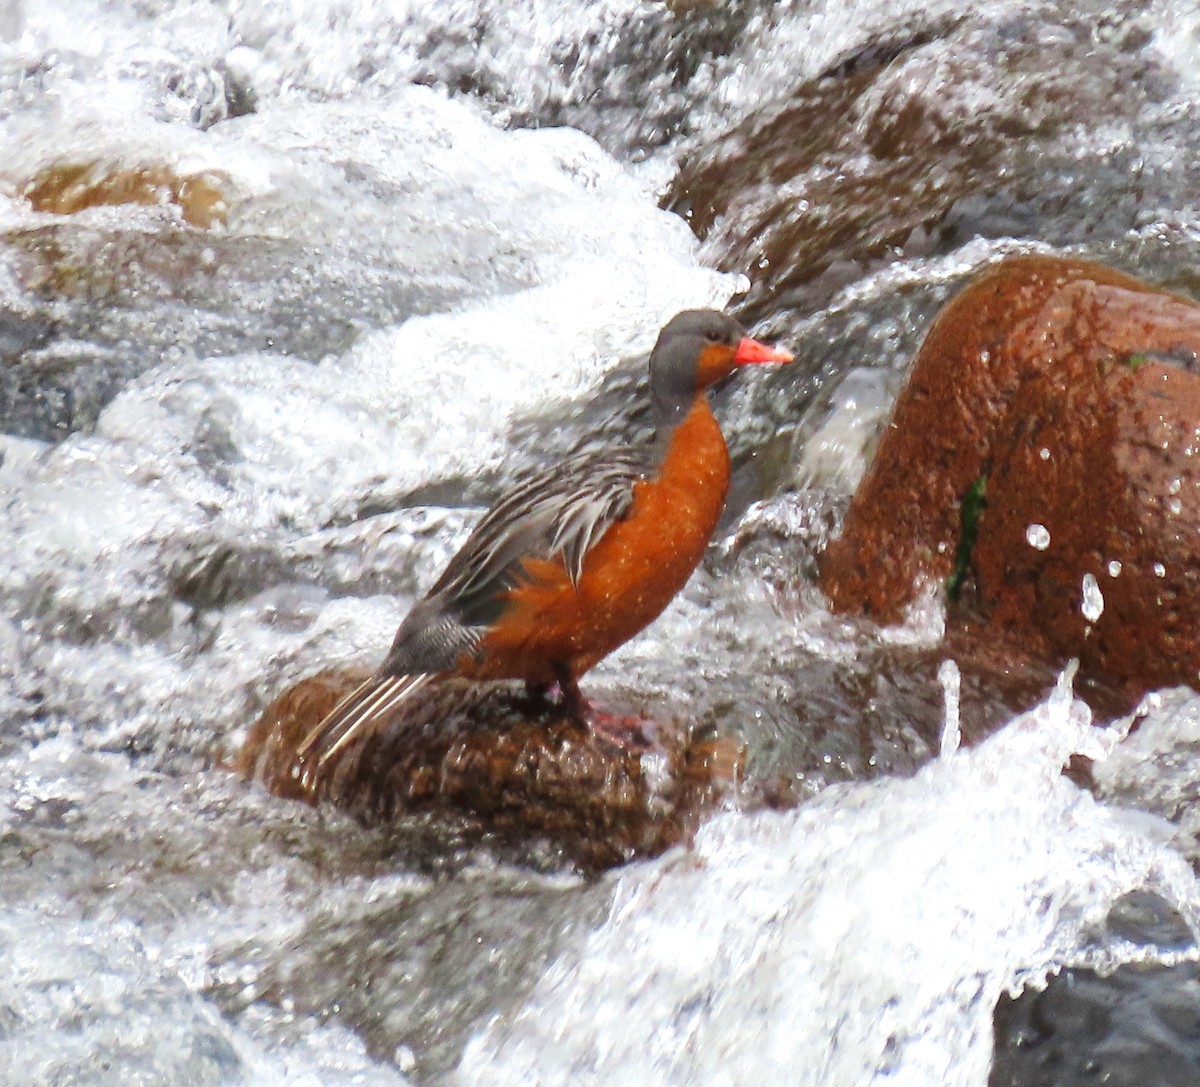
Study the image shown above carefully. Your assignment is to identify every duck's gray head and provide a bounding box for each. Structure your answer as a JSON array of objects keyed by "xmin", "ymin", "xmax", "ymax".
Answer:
[{"xmin": 648, "ymin": 309, "xmax": 792, "ymax": 430}]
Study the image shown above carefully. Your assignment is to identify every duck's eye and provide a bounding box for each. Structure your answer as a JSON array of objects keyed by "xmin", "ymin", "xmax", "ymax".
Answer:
[{"xmin": 705, "ymin": 328, "xmax": 723, "ymax": 342}]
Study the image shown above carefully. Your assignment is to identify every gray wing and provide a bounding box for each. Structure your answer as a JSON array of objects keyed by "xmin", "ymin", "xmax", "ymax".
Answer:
[
  {"xmin": 431, "ymin": 447, "xmax": 650, "ymax": 619},
  {"xmin": 378, "ymin": 447, "xmax": 648, "ymax": 678}
]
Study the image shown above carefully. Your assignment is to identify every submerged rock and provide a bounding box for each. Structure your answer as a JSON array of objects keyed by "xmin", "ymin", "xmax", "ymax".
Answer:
[
  {"xmin": 821, "ymin": 254, "xmax": 1200, "ymax": 694},
  {"xmin": 238, "ymin": 670, "xmax": 742, "ymax": 870},
  {"xmin": 22, "ymin": 162, "xmax": 231, "ymax": 228}
]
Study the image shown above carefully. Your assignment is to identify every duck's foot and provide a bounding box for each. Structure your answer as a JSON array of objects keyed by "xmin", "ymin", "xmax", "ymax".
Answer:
[
  {"xmin": 541, "ymin": 669, "xmax": 657, "ymax": 751},
  {"xmin": 586, "ymin": 709, "xmax": 658, "ymax": 752}
]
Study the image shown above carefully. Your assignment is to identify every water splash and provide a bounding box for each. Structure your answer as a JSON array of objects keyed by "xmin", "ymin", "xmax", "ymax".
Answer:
[
  {"xmin": 1081, "ymin": 572, "xmax": 1104, "ymax": 623},
  {"xmin": 938, "ymin": 658, "xmax": 961, "ymax": 759},
  {"xmin": 459, "ymin": 675, "xmax": 1200, "ymax": 1087}
]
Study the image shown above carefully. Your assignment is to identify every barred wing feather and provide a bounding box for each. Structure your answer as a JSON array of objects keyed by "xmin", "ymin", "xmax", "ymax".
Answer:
[{"xmin": 435, "ymin": 448, "xmax": 649, "ymax": 609}]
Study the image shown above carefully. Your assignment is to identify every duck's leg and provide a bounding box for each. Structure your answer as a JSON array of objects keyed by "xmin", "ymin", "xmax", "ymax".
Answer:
[
  {"xmin": 552, "ymin": 665, "xmax": 590, "ymax": 726},
  {"xmin": 553, "ymin": 664, "xmax": 654, "ymax": 750}
]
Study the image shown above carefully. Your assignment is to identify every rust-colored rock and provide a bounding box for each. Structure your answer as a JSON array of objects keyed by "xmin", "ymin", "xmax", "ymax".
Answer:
[
  {"xmin": 978, "ymin": 358, "xmax": 1200, "ymax": 689},
  {"xmin": 821, "ymin": 256, "xmax": 1200, "ymax": 614},
  {"xmin": 23, "ymin": 162, "xmax": 230, "ymax": 228},
  {"xmin": 237, "ymin": 671, "xmax": 743, "ymax": 870},
  {"xmin": 821, "ymin": 254, "xmax": 1200, "ymax": 693}
]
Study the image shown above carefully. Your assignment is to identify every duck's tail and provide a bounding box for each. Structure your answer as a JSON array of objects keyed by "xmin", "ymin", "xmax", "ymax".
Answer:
[{"xmin": 296, "ymin": 672, "xmax": 433, "ymax": 779}]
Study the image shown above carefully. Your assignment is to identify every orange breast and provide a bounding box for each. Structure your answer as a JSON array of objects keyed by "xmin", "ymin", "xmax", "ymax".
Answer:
[{"xmin": 469, "ymin": 397, "xmax": 730, "ymax": 683}]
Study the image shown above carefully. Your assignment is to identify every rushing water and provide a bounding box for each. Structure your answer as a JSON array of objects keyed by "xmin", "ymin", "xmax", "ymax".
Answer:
[{"xmin": 3, "ymin": 1, "xmax": 1200, "ymax": 1084}]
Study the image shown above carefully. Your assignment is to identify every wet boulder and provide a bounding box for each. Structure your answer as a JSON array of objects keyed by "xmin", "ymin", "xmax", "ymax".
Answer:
[
  {"xmin": 976, "ymin": 354, "xmax": 1200, "ymax": 690},
  {"xmin": 666, "ymin": 14, "xmax": 1172, "ymax": 325},
  {"xmin": 237, "ymin": 670, "xmax": 742, "ymax": 870},
  {"xmin": 821, "ymin": 254, "xmax": 1200, "ymax": 693}
]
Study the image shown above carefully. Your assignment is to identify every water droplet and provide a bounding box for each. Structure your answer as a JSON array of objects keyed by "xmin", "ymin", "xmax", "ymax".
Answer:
[
  {"xmin": 1154, "ymin": 562, "xmax": 1167, "ymax": 577},
  {"xmin": 1167, "ymin": 497, "xmax": 1183, "ymax": 516},
  {"xmin": 1026, "ymin": 523, "xmax": 1050, "ymax": 550},
  {"xmin": 938, "ymin": 659, "xmax": 961, "ymax": 760},
  {"xmin": 1081, "ymin": 573, "xmax": 1104, "ymax": 622},
  {"xmin": 1107, "ymin": 559, "xmax": 1122, "ymax": 577},
  {"xmin": 1039, "ymin": 447, "xmax": 1051, "ymax": 461}
]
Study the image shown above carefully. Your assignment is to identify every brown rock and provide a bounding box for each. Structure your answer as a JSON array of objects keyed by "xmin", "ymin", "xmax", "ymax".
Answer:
[
  {"xmin": 978, "ymin": 357, "xmax": 1200, "ymax": 689},
  {"xmin": 665, "ymin": 18, "xmax": 1161, "ymax": 322},
  {"xmin": 23, "ymin": 162, "xmax": 230, "ymax": 228},
  {"xmin": 821, "ymin": 254, "xmax": 1200, "ymax": 693},
  {"xmin": 821, "ymin": 256, "xmax": 1200, "ymax": 614},
  {"xmin": 237, "ymin": 671, "xmax": 743, "ymax": 870}
]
